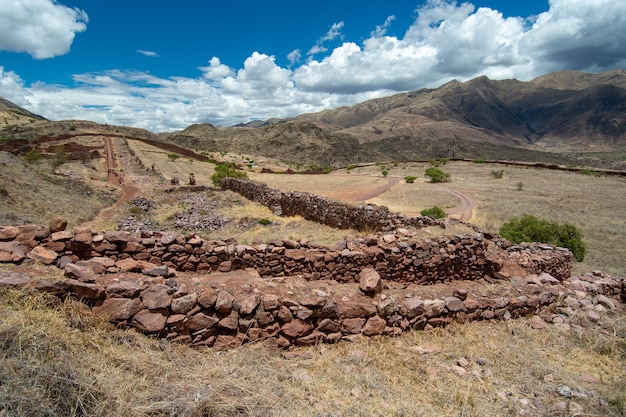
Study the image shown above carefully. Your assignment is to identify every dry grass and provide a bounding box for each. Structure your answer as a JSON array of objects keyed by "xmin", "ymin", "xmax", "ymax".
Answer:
[{"xmin": 1, "ymin": 284, "xmax": 624, "ymax": 417}]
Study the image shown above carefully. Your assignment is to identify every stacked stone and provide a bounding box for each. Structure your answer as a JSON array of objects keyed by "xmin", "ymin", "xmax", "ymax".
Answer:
[
  {"xmin": 0, "ymin": 221, "xmax": 574, "ymax": 284},
  {"xmin": 220, "ymin": 178, "xmax": 439, "ymax": 232},
  {"xmin": 2, "ymin": 265, "xmax": 623, "ymax": 350}
]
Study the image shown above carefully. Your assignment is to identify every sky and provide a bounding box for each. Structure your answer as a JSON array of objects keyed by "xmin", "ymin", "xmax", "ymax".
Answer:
[{"xmin": 1, "ymin": 0, "xmax": 625, "ymax": 132}]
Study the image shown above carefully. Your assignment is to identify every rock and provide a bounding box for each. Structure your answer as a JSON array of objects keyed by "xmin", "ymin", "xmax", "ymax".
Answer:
[
  {"xmin": 215, "ymin": 290, "xmax": 235, "ymax": 313},
  {"xmin": 0, "ymin": 225, "xmax": 19, "ymax": 240},
  {"xmin": 457, "ymin": 357, "xmax": 470, "ymax": 368},
  {"xmin": 337, "ymin": 299, "xmax": 377, "ymax": 318},
  {"xmin": 556, "ymin": 385, "xmax": 572, "ymax": 398},
  {"xmin": 445, "ymin": 296, "xmax": 466, "ymax": 312},
  {"xmin": 171, "ymin": 293, "xmax": 198, "ymax": 314},
  {"xmin": 359, "ymin": 267, "xmax": 382, "ymax": 294},
  {"xmin": 281, "ymin": 320, "xmax": 313, "ymax": 338},
  {"xmin": 218, "ymin": 310, "xmax": 239, "ymax": 330},
  {"xmin": 362, "ymin": 315, "xmax": 386, "ymax": 336},
  {"xmin": 530, "ymin": 315, "xmax": 548, "ymax": 329},
  {"xmin": 26, "ymin": 246, "xmax": 58, "ymax": 265},
  {"xmin": 92, "ymin": 298, "xmax": 143, "ymax": 321},
  {"xmin": 140, "ymin": 285, "xmax": 173, "ymax": 309},
  {"xmin": 594, "ymin": 294, "xmax": 616, "ymax": 310},
  {"xmin": 132, "ymin": 309, "xmax": 167, "ymax": 333},
  {"xmin": 578, "ymin": 374, "xmax": 599, "ymax": 383},
  {"xmin": 51, "ymin": 230, "xmax": 73, "ymax": 241},
  {"xmin": 49, "ymin": 217, "xmax": 68, "ymax": 233},
  {"xmin": 0, "ymin": 241, "xmax": 26, "ymax": 263},
  {"xmin": 67, "ymin": 279, "xmax": 105, "ymax": 300},
  {"xmin": 187, "ymin": 313, "xmax": 219, "ymax": 332},
  {"xmin": 341, "ymin": 318, "xmax": 366, "ymax": 334},
  {"xmin": 238, "ymin": 294, "xmax": 261, "ymax": 315},
  {"xmin": 197, "ymin": 287, "xmax": 217, "ymax": 308},
  {"xmin": 145, "ymin": 264, "xmax": 170, "ymax": 277},
  {"xmin": 64, "ymin": 263, "xmax": 97, "ymax": 283},
  {"xmin": 409, "ymin": 342, "xmax": 442, "ymax": 354},
  {"xmin": 103, "ymin": 230, "xmax": 130, "ymax": 243},
  {"xmin": 106, "ymin": 280, "xmax": 143, "ymax": 298},
  {"xmin": 0, "ymin": 271, "xmax": 32, "ymax": 288}
]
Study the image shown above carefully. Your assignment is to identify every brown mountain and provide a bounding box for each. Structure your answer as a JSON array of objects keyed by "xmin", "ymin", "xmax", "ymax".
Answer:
[
  {"xmin": 293, "ymin": 69, "xmax": 626, "ymax": 153},
  {"xmin": 0, "ymin": 97, "xmax": 46, "ymax": 127}
]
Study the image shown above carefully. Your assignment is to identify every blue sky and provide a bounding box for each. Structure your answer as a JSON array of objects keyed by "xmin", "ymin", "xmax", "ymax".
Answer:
[{"xmin": 1, "ymin": 0, "xmax": 625, "ymax": 132}]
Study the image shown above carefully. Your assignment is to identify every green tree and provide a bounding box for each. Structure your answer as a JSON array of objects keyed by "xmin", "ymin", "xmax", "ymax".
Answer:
[
  {"xmin": 420, "ymin": 206, "xmax": 446, "ymax": 219},
  {"xmin": 404, "ymin": 175, "xmax": 417, "ymax": 184},
  {"xmin": 211, "ymin": 162, "xmax": 248, "ymax": 186},
  {"xmin": 499, "ymin": 214, "xmax": 586, "ymax": 262},
  {"xmin": 425, "ymin": 167, "xmax": 450, "ymax": 183}
]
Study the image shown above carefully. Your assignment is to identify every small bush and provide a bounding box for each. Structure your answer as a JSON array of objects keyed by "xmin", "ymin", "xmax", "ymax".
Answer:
[
  {"xmin": 257, "ymin": 218, "xmax": 272, "ymax": 226},
  {"xmin": 404, "ymin": 176, "xmax": 417, "ymax": 184},
  {"xmin": 68, "ymin": 124, "xmax": 76, "ymax": 131},
  {"xmin": 499, "ymin": 214, "xmax": 586, "ymax": 262},
  {"xmin": 381, "ymin": 169, "xmax": 389, "ymax": 177},
  {"xmin": 24, "ymin": 148, "xmax": 43, "ymax": 163},
  {"xmin": 420, "ymin": 206, "xmax": 446, "ymax": 219},
  {"xmin": 491, "ymin": 169, "xmax": 504, "ymax": 179},
  {"xmin": 425, "ymin": 167, "xmax": 451, "ymax": 183},
  {"xmin": 473, "ymin": 157, "xmax": 487, "ymax": 163},
  {"xmin": 516, "ymin": 181, "xmax": 524, "ymax": 191},
  {"xmin": 429, "ymin": 158, "xmax": 448, "ymax": 167},
  {"xmin": 580, "ymin": 168, "xmax": 605, "ymax": 177},
  {"xmin": 167, "ymin": 153, "xmax": 180, "ymax": 161},
  {"xmin": 211, "ymin": 162, "xmax": 248, "ymax": 187}
]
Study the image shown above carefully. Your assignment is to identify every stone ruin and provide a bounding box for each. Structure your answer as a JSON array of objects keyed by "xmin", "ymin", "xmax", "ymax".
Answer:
[{"xmin": 0, "ymin": 183, "xmax": 624, "ymax": 350}]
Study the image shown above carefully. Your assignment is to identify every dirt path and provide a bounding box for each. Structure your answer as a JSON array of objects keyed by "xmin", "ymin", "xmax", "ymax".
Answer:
[
  {"xmin": 82, "ymin": 137, "xmax": 139, "ymax": 229},
  {"xmin": 354, "ymin": 177, "xmax": 400, "ymax": 201},
  {"xmin": 437, "ymin": 186, "xmax": 475, "ymax": 221}
]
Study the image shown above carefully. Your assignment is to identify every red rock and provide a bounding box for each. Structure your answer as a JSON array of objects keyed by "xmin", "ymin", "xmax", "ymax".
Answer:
[
  {"xmin": 187, "ymin": 313, "xmax": 219, "ymax": 332},
  {"xmin": 337, "ymin": 299, "xmax": 377, "ymax": 318},
  {"xmin": 359, "ymin": 267, "xmax": 382, "ymax": 294},
  {"xmin": 48, "ymin": 217, "xmax": 67, "ymax": 233},
  {"xmin": 106, "ymin": 280, "xmax": 143, "ymax": 298},
  {"xmin": 341, "ymin": 318, "xmax": 366, "ymax": 334},
  {"xmin": 218, "ymin": 260, "xmax": 232, "ymax": 272},
  {"xmin": 0, "ymin": 226, "xmax": 19, "ymax": 240},
  {"xmin": 51, "ymin": 230, "xmax": 73, "ymax": 241},
  {"xmin": 64, "ymin": 263, "xmax": 97, "ymax": 283},
  {"xmin": 27, "ymin": 246, "xmax": 58, "ymax": 265},
  {"xmin": 132, "ymin": 309, "xmax": 167, "ymax": 333},
  {"xmin": 530, "ymin": 315, "xmax": 548, "ymax": 329},
  {"xmin": 238, "ymin": 294, "xmax": 261, "ymax": 315},
  {"xmin": 400, "ymin": 297, "xmax": 424, "ymax": 318},
  {"xmin": 197, "ymin": 287, "xmax": 217, "ymax": 308},
  {"xmin": 218, "ymin": 310, "xmax": 239, "ymax": 330},
  {"xmin": 444, "ymin": 296, "xmax": 466, "ymax": 312},
  {"xmin": 362, "ymin": 316, "xmax": 386, "ymax": 336},
  {"xmin": 93, "ymin": 298, "xmax": 143, "ymax": 321},
  {"xmin": 67, "ymin": 279, "xmax": 105, "ymax": 300},
  {"xmin": 115, "ymin": 258, "xmax": 142, "ymax": 272},
  {"xmin": 0, "ymin": 241, "xmax": 26, "ymax": 263},
  {"xmin": 104, "ymin": 230, "xmax": 131, "ymax": 243},
  {"xmin": 281, "ymin": 319, "xmax": 313, "ymax": 337},
  {"xmin": 171, "ymin": 293, "xmax": 198, "ymax": 314},
  {"xmin": 262, "ymin": 293, "xmax": 281, "ymax": 310},
  {"xmin": 213, "ymin": 334, "xmax": 244, "ymax": 350},
  {"xmin": 140, "ymin": 284, "xmax": 173, "ymax": 309}
]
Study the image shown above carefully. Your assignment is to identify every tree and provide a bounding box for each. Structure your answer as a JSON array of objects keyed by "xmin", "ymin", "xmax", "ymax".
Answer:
[
  {"xmin": 404, "ymin": 176, "xmax": 417, "ymax": 184},
  {"xmin": 499, "ymin": 214, "xmax": 586, "ymax": 262},
  {"xmin": 425, "ymin": 167, "xmax": 450, "ymax": 183},
  {"xmin": 211, "ymin": 162, "xmax": 248, "ymax": 186},
  {"xmin": 420, "ymin": 206, "xmax": 446, "ymax": 219}
]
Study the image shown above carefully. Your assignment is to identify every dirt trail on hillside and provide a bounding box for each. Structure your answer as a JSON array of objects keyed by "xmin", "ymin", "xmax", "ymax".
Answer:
[{"xmin": 82, "ymin": 137, "xmax": 139, "ymax": 229}]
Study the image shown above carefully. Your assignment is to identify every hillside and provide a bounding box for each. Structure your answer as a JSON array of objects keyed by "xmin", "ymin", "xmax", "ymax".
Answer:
[
  {"xmin": 293, "ymin": 69, "xmax": 626, "ymax": 152},
  {"xmin": 0, "ymin": 97, "xmax": 46, "ymax": 128}
]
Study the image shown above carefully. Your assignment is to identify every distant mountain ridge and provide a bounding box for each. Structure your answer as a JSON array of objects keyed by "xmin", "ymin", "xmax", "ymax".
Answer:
[{"xmin": 290, "ymin": 69, "xmax": 626, "ymax": 152}]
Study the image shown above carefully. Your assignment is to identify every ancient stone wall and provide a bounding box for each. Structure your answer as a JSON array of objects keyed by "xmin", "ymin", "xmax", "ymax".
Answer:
[
  {"xmin": 220, "ymin": 178, "xmax": 438, "ymax": 232},
  {"xmin": 0, "ymin": 218, "xmax": 600, "ymax": 350}
]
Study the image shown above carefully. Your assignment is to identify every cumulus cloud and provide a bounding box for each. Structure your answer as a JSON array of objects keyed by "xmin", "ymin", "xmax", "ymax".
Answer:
[
  {"xmin": 2, "ymin": 0, "xmax": 626, "ymax": 132},
  {"xmin": 0, "ymin": 0, "xmax": 88, "ymax": 59}
]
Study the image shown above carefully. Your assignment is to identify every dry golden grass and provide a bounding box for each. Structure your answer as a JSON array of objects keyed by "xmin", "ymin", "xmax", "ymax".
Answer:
[{"xmin": 1, "ymin": 283, "xmax": 624, "ymax": 417}]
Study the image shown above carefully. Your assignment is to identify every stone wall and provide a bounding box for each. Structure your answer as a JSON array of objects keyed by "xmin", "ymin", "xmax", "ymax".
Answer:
[
  {"xmin": 0, "ymin": 221, "xmax": 573, "ymax": 285},
  {"xmin": 0, "ymin": 218, "xmax": 599, "ymax": 350},
  {"xmin": 220, "ymin": 178, "xmax": 439, "ymax": 232}
]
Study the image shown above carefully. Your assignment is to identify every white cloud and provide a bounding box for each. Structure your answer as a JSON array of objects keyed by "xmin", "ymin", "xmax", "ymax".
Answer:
[
  {"xmin": 371, "ymin": 15, "xmax": 396, "ymax": 38},
  {"xmin": 0, "ymin": 0, "xmax": 88, "ymax": 59},
  {"xmin": 136, "ymin": 50, "xmax": 160, "ymax": 57},
  {"xmin": 2, "ymin": 0, "xmax": 626, "ymax": 132}
]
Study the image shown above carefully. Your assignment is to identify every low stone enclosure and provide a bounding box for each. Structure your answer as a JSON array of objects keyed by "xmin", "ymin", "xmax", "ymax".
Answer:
[{"xmin": 0, "ymin": 180, "xmax": 624, "ymax": 349}]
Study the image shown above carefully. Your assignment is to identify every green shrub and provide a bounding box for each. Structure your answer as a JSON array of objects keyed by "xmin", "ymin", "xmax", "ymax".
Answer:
[
  {"xmin": 491, "ymin": 169, "xmax": 504, "ymax": 179},
  {"xmin": 425, "ymin": 167, "xmax": 451, "ymax": 183},
  {"xmin": 429, "ymin": 158, "xmax": 448, "ymax": 167},
  {"xmin": 167, "ymin": 153, "xmax": 180, "ymax": 161},
  {"xmin": 51, "ymin": 146, "xmax": 67, "ymax": 167},
  {"xmin": 381, "ymin": 169, "xmax": 389, "ymax": 177},
  {"xmin": 579, "ymin": 168, "xmax": 605, "ymax": 177},
  {"xmin": 404, "ymin": 176, "xmax": 417, "ymax": 184},
  {"xmin": 257, "ymin": 218, "xmax": 272, "ymax": 226},
  {"xmin": 499, "ymin": 214, "xmax": 586, "ymax": 262},
  {"xmin": 420, "ymin": 206, "xmax": 446, "ymax": 219},
  {"xmin": 473, "ymin": 157, "xmax": 487, "ymax": 164},
  {"xmin": 69, "ymin": 124, "xmax": 76, "ymax": 131},
  {"xmin": 211, "ymin": 162, "xmax": 248, "ymax": 186},
  {"xmin": 516, "ymin": 181, "xmax": 524, "ymax": 191},
  {"xmin": 322, "ymin": 167, "xmax": 332, "ymax": 174},
  {"xmin": 24, "ymin": 148, "xmax": 43, "ymax": 163}
]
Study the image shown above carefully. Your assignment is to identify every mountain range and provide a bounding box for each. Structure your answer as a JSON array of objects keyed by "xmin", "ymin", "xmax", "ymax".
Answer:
[{"xmin": 1, "ymin": 69, "xmax": 625, "ymax": 168}]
